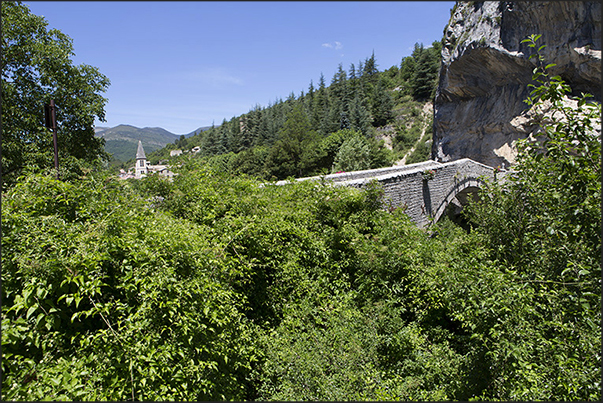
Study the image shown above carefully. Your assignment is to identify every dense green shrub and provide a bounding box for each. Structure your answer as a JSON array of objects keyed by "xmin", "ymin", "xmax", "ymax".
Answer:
[
  {"xmin": 333, "ymin": 133, "xmax": 372, "ymax": 171},
  {"xmin": 2, "ymin": 35, "xmax": 599, "ymax": 399},
  {"xmin": 1, "ymin": 173, "xmax": 259, "ymax": 400},
  {"xmin": 463, "ymin": 35, "xmax": 601, "ymax": 400},
  {"xmin": 405, "ymin": 137, "xmax": 432, "ymax": 164}
]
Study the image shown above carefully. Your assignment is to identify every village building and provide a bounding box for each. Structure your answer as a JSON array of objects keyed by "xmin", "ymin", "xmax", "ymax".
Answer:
[{"xmin": 134, "ymin": 140, "xmax": 175, "ymax": 179}]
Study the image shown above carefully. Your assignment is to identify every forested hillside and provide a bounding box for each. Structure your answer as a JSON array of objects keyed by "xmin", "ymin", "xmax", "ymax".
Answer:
[
  {"xmin": 95, "ymin": 125, "xmax": 180, "ymax": 164},
  {"xmin": 98, "ymin": 125, "xmax": 212, "ymax": 167},
  {"xmin": 3, "ymin": 67, "xmax": 600, "ymax": 399},
  {"xmin": 148, "ymin": 43, "xmax": 442, "ymax": 179},
  {"xmin": 2, "ymin": 2, "xmax": 600, "ymax": 401}
]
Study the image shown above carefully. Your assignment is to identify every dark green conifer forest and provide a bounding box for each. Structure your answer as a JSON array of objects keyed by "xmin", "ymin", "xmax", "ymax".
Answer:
[
  {"xmin": 147, "ymin": 43, "xmax": 442, "ymax": 178},
  {"xmin": 2, "ymin": 3, "xmax": 601, "ymax": 401}
]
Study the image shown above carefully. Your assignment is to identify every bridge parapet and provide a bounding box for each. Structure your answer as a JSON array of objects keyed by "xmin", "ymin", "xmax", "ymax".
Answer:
[
  {"xmin": 275, "ymin": 158, "xmax": 507, "ymax": 228},
  {"xmin": 275, "ymin": 160, "xmax": 441, "ymax": 185}
]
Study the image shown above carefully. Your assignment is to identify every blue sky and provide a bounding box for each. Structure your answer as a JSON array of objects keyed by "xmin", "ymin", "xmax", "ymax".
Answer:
[{"xmin": 24, "ymin": 1, "xmax": 455, "ymax": 135}]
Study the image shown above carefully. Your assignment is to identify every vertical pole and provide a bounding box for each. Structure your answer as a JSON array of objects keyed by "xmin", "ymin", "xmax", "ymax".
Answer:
[{"xmin": 45, "ymin": 100, "xmax": 59, "ymax": 179}]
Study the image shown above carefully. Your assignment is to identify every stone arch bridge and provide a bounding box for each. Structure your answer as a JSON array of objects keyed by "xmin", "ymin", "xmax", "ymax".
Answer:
[{"xmin": 276, "ymin": 158, "xmax": 507, "ymax": 228}]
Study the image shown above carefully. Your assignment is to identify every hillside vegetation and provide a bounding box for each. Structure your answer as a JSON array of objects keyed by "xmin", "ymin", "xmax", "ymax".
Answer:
[
  {"xmin": 148, "ymin": 43, "xmax": 442, "ymax": 178},
  {"xmin": 95, "ymin": 125, "xmax": 181, "ymax": 164},
  {"xmin": 2, "ymin": 3, "xmax": 600, "ymax": 401},
  {"xmin": 3, "ymin": 51, "xmax": 600, "ymax": 399},
  {"xmin": 98, "ymin": 125, "xmax": 212, "ymax": 167}
]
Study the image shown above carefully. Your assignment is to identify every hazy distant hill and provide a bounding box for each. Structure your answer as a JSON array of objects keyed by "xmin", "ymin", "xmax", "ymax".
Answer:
[
  {"xmin": 95, "ymin": 124, "xmax": 210, "ymax": 163},
  {"xmin": 184, "ymin": 126, "xmax": 212, "ymax": 137}
]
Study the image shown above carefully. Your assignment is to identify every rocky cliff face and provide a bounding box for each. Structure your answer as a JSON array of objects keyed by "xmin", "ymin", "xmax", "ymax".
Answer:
[{"xmin": 433, "ymin": 1, "xmax": 601, "ymax": 167}]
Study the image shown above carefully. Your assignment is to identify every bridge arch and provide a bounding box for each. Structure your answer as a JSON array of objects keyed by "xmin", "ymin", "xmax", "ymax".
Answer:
[
  {"xmin": 432, "ymin": 176, "xmax": 487, "ymax": 225},
  {"xmin": 274, "ymin": 158, "xmax": 503, "ymax": 228}
]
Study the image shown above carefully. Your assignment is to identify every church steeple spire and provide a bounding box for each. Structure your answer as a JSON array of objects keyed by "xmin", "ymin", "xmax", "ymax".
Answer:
[
  {"xmin": 135, "ymin": 140, "xmax": 147, "ymax": 178},
  {"xmin": 136, "ymin": 140, "xmax": 146, "ymax": 159}
]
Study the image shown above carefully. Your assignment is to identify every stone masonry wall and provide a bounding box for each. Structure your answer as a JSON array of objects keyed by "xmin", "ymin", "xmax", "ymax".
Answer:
[
  {"xmin": 344, "ymin": 159, "xmax": 499, "ymax": 227},
  {"xmin": 277, "ymin": 159, "xmax": 503, "ymax": 228}
]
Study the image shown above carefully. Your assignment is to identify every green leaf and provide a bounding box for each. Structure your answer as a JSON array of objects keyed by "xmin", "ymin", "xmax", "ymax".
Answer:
[
  {"xmin": 74, "ymin": 295, "xmax": 83, "ymax": 308},
  {"xmin": 36, "ymin": 287, "xmax": 48, "ymax": 299},
  {"xmin": 26, "ymin": 306, "xmax": 37, "ymax": 320},
  {"xmin": 22, "ymin": 287, "xmax": 33, "ymax": 303},
  {"xmin": 35, "ymin": 312, "xmax": 45, "ymax": 327}
]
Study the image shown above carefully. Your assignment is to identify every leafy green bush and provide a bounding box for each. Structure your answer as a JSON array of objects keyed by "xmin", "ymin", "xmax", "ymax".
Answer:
[
  {"xmin": 405, "ymin": 137, "xmax": 432, "ymax": 164},
  {"xmin": 1, "ymin": 172, "xmax": 259, "ymax": 400},
  {"xmin": 393, "ymin": 118, "xmax": 423, "ymax": 153},
  {"xmin": 333, "ymin": 133, "xmax": 372, "ymax": 172},
  {"xmin": 255, "ymin": 292, "xmax": 382, "ymax": 401},
  {"xmin": 463, "ymin": 35, "xmax": 601, "ymax": 400},
  {"xmin": 3, "ymin": 38, "xmax": 599, "ymax": 400}
]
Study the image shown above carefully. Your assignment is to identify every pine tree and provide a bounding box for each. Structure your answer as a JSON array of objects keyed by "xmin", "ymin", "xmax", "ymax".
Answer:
[
  {"xmin": 371, "ymin": 76, "xmax": 394, "ymax": 126},
  {"xmin": 314, "ymin": 73, "xmax": 331, "ymax": 136},
  {"xmin": 399, "ymin": 55, "xmax": 415, "ymax": 81},
  {"xmin": 349, "ymin": 63, "xmax": 357, "ymax": 81},
  {"xmin": 326, "ymin": 64, "xmax": 353, "ymax": 133},
  {"xmin": 325, "ymin": 97, "xmax": 343, "ymax": 135},
  {"xmin": 218, "ymin": 119, "xmax": 230, "ymax": 153},
  {"xmin": 252, "ymin": 111, "xmax": 270, "ymax": 147},
  {"xmin": 330, "ymin": 63, "xmax": 350, "ymax": 108},
  {"xmin": 357, "ymin": 59, "xmax": 364, "ymax": 79},
  {"xmin": 227, "ymin": 116, "xmax": 242, "ymax": 153},
  {"xmin": 348, "ymin": 91, "xmax": 371, "ymax": 136},
  {"xmin": 362, "ymin": 51, "xmax": 379, "ymax": 86},
  {"xmin": 266, "ymin": 101, "xmax": 287, "ymax": 145},
  {"xmin": 411, "ymin": 42, "xmax": 441, "ymax": 100},
  {"xmin": 240, "ymin": 105, "xmax": 263, "ymax": 150},
  {"xmin": 305, "ymin": 80, "xmax": 316, "ymax": 124},
  {"xmin": 199, "ymin": 127, "xmax": 223, "ymax": 157},
  {"xmin": 264, "ymin": 104, "xmax": 319, "ymax": 178},
  {"xmin": 238, "ymin": 115, "xmax": 251, "ymax": 151}
]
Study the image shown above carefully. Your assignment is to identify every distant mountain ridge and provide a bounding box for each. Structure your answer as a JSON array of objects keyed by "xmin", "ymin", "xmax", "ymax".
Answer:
[{"xmin": 95, "ymin": 124, "xmax": 211, "ymax": 162}]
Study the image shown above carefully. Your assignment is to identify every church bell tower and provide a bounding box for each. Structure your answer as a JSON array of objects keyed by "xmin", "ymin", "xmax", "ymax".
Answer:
[{"xmin": 135, "ymin": 140, "xmax": 147, "ymax": 178}]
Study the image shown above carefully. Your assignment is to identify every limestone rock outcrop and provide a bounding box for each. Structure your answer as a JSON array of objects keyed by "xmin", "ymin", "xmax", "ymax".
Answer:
[{"xmin": 433, "ymin": 1, "xmax": 601, "ymax": 167}]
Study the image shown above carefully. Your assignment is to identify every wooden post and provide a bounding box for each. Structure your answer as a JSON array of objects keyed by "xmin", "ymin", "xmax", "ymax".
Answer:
[{"xmin": 44, "ymin": 99, "xmax": 59, "ymax": 179}]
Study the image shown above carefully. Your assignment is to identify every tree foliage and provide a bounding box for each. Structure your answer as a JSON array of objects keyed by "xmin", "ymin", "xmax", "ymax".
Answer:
[
  {"xmin": 153, "ymin": 42, "xmax": 442, "ymax": 179},
  {"xmin": 1, "ymin": 1, "xmax": 111, "ymax": 188},
  {"xmin": 410, "ymin": 41, "xmax": 442, "ymax": 100},
  {"xmin": 333, "ymin": 131, "xmax": 372, "ymax": 172},
  {"xmin": 264, "ymin": 104, "xmax": 320, "ymax": 178},
  {"xmin": 463, "ymin": 34, "xmax": 601, "ymax": 400},
  {"xmin": 4, "ymin": 15, "xmax": 597, "ymax": 401}
]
